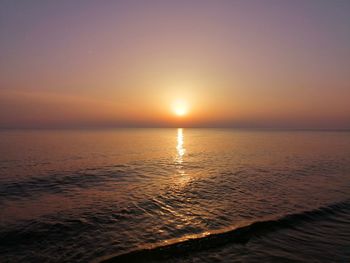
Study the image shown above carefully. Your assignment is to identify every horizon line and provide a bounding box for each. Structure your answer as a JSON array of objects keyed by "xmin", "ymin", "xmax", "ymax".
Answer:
[{"xmin": 0, "ymin": 127, "xmax": 349, "ymax": 132}]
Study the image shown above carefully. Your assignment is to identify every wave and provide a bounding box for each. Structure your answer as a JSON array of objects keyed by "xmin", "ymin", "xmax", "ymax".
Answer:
[
  {"xmin": 0, "ymin": 164, "xmax": 137, "ymax": 201},
  {"xmin": 99, "ymin": 199, "xmax": 350, "ymax": 263}
]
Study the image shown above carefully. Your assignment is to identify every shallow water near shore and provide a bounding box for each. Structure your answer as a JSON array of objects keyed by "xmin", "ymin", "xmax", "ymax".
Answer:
[{"xmin": 0, "ymin": 129, "xmax": 350, "ymax": 262}]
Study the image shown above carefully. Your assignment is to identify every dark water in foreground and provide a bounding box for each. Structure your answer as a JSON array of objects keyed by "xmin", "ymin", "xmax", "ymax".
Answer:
[{"xmin": 0, "ymin": 129, "xmax": 349, "ymax": 262}]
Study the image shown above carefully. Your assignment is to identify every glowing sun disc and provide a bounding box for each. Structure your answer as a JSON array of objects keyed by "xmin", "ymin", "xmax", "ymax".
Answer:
[
  {"xmin": 174, "ymin": 107, "xmax": 187, "ymax": 116},
  {"xmin": 172, "ymin": 100, "xmax": 188, "ymax": 116}
]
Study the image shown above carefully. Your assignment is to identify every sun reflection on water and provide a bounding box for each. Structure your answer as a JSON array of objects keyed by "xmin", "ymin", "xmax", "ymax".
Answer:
[
  {"xmin": 176, "ymin": 128, "xmax": 186, "ymax": 164},
  {"xmin": 176, "ymin": 128, "xmax": 185, "ymax": 164},
  {"xmin": 175, "ymin": 128, "xmax": 191, "ymax": 187}
]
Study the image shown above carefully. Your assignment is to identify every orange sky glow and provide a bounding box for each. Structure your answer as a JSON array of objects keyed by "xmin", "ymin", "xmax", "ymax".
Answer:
[{"xmin": 0, "ymin": 1, "xmax": 349, "ymax": 129}]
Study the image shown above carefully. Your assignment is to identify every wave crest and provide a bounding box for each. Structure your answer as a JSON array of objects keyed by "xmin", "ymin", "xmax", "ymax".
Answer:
[{"xmin": 99, "ymin": 199, "xmax": 350, "ymax": 262}]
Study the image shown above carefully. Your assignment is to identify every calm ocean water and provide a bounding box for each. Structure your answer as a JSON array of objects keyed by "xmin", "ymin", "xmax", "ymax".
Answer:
[{"xmin": 0, "ymin": 129, "xmax": 349, "ymax": 262}]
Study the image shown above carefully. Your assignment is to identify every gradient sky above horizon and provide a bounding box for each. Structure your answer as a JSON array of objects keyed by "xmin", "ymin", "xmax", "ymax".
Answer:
[{"xmin": 1, "ymin": 0, "xmax": 349, "ymax": 129}]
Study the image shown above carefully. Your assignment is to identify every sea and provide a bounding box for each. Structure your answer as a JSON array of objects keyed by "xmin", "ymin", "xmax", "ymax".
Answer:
[{"xmin": 0, "ymin": 129, "xmax": 349, "ymax": 262}]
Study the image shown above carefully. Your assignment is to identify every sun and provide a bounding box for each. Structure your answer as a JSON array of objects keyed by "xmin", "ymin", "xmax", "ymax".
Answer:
[
  {"xmin": 174, "ymin": 107, "xmax": 187, "ymax": 116},
  {"xmin": 172, "ymin": 100, "xmax": 188, "ymax": 117}
]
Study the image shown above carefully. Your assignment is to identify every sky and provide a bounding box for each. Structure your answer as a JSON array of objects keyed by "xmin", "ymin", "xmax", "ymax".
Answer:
[{"xmin": 0, "ymin": 0, "xmax": 349, "ymax": 129}]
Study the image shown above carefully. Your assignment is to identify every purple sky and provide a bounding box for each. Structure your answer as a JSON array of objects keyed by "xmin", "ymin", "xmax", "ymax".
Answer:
[{"xmin": 1, "ymin": 0, "xmax": 349, "ymax": 129}]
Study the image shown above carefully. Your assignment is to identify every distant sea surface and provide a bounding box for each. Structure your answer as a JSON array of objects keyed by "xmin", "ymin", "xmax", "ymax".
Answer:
[{"xmin": 0, "ymin": 129, "xmax": 350, "ymax": 262}]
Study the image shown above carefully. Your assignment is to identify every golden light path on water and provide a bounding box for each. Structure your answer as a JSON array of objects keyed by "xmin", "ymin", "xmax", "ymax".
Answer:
[
  {"xmin": 176, "ymin": 128, "xmax": 185, "ymax": 164},
  {"xmin": 175, "ymin": 128, "xmax": 191, "ymax": 187}
]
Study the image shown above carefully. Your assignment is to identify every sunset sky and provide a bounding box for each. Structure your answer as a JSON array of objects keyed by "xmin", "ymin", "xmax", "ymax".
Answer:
[{"xmin": 1, "ymin": 0, "xmax": 349, "ymax": 129}]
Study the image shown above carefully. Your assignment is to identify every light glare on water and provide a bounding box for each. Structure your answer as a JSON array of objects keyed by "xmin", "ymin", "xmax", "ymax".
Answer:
[{"xmin": 0, "ymin": 129, "xmax": 350, "ymax": 262}]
